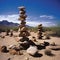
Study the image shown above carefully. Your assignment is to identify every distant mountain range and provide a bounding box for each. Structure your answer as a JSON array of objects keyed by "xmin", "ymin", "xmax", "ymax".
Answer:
[
  {"xmin": 0, "ymin": 20, "xmax": 19, "ymax": 27},
  {"xmin": 0, "ymin": 20, "xmax": 31, "ymax": 28},
  {"xmin": 0, "ymin": 20, "xmax": 31, "ymax": 32}
]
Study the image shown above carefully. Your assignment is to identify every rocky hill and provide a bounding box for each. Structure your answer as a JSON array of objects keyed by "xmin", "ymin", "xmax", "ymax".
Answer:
[{"xmin": 0, "ymin": 20, "xmax": 19, "ymax": 27}]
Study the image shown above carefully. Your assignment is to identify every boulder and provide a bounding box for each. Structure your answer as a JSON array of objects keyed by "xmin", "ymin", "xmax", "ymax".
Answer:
[
  {"xmin": 20, "ymin": 41, "xmax": 29, "ymax": 49},
  {"xmin": 0, "ymin": 46, "xmax": 8, "ymax": 52},
  {"xmin": 50, "ymin": 42, "xmax": 56, "ymax": 46},
  {"xmin": 27, "ymin": 46, "xmax": 38, "ymax": 56},
  {"xmin": 9, "ymin": 49, "xmax": 17, "ymax": 55},
  {"xmin": 18, "ymin": 6, "xmax": 25, "ymax": 11},
  {"xmin": 44, "ymin": 49, "xmax": 52, "ymax": 55},
  {"xmin": 19, "ymin": 11, "xmax": 26, "ymax": 14},
  {"xmin": 8, "ymin": 44, "xmax": 23, "ymax": 51}
]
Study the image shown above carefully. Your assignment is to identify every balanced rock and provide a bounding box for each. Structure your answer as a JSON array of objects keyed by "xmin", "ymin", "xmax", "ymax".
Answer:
[
  {"xmin": 20, "ymin": 27, "xmax": 27, "ymax": 32},
  {"xmin": 18, "ymin": 6, "xmax": 30, "ymax": 37},
  {"xmin": 19, "ymin": 10, "xmax": 26, "ymax": 14},
  {"xmin": 18, "ymin": 6, "xmax": 25, "ymax": 11}
]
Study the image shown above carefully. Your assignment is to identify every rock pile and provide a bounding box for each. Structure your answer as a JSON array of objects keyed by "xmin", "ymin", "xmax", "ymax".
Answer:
[
  {"xmin": 18, "ymin": 6, "xmax": 30, "ymax": 38},
  {"xmin": 17, "ymin": 6, "xmax": 31, "ymax": 49},
  {"xmin": 10, "ymin": 29, "xmax": 13, "ymax": 37}
]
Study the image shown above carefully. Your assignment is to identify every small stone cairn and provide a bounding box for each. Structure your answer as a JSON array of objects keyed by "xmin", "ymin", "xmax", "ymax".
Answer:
[
  {"xmin": 10, "ymin": 29, "xmax": 13, "ymax": 37},
  {"xmin": 37, "ymin": 24, "xmax": 43, "ymax": 39},
  {"xmin": 6, "ymin": 29, "xmax": 10, "ymax": 36}
]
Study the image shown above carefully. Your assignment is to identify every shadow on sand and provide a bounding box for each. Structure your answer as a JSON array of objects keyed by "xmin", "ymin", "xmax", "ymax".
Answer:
[
  {"xmin": 31, "ymin": 53, "xmax": 43, "ymax": 57},
  {"xmin": 46, "ymin": 53, "xmax": 55, "ymax": 57}
]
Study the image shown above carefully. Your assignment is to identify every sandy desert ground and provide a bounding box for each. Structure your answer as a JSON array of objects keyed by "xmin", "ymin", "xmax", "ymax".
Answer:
[{"xmin": 0, "ymin": 32, "xmax": 60, "ymax": 60}]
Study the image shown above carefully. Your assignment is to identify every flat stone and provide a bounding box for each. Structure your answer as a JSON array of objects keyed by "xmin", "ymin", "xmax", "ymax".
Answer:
[{"xmin": 27, "ymin": 46, "xmax": 38, "ymax": 56}]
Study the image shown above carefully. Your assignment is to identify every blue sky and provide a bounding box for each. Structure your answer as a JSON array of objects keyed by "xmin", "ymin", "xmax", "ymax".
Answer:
[{"xmin": 0, "ymin": 0, "xmax": 60, "ymax": 27}]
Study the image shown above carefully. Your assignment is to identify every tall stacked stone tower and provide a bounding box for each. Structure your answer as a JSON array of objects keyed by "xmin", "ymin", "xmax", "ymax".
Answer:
[
  {"xmin": 18, "ymin": 6, "xmax": 30, "ymax": 39},
  {"xmin": 37, "ymin": 24, "xmax": 43, "ymax": 39}
]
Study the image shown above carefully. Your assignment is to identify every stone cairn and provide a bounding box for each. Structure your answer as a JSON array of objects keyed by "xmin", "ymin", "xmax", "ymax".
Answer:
[
  {"xmin": 37, "ymin": 24, "xmax": 43, "ymax": 39},
  {"xmin": 6, "ymin": 29, "xmax": 10, "ymax": 36},
  {"xmin": 10, "ymin": 29, "xmax": 13, "ymax": 37},
  {"xmin": 18, "ymin": 6, "xmax": 30, "ymax": 41}
]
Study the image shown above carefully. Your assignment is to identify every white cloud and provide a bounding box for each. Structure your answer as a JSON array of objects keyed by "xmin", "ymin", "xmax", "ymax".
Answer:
[
  {"xmin": 40, "ymin": 15, "xmax": 54, "ymax": 19},
  {"xmin": 0, "ymin": 14, "xmax": 57, "ymax": 27},
  {"xmin": 0, "ymin": 14, "xmax": 19, "ymax": 23},
  {"xmin": 26, "ymin": 21, "xmax": 40, "ymax": 26},
  {"xmin": 26, "ymin": 21, "xmax": 57, "ymax": 27}
]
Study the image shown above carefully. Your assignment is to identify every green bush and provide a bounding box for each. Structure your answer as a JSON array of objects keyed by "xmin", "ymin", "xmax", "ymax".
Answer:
[
  {"xmin": 43, "ymin": 27, "xmax": 60, "ymax": 37},
  {"xmin": 0, "ymin": 26, "xmax": 19, "ymax": 32}
]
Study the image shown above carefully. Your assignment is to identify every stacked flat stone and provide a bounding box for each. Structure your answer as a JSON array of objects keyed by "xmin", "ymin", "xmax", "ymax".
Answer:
[
  {"xmin": 37, "ymin": 24, "xmax": 43, "ymax": 39},
  {"xmin": 10, "ymin": 29, "xmax": 13, "ymax": 37},
  {"xmin": 18, "ymin": 6, "xmax": 30, "ymax": 37}
]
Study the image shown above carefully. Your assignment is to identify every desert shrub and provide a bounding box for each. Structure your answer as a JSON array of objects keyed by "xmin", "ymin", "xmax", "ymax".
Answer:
[
  {"xmin": 0, "ymin": 25, "xmax": 19, "ymax": 32},
  {"xmin": 44, "ymin": 27, "xmax": 60, "ymax": 37},
  {"xmin": 0, "ymin": 25, "xmax": 11, "ymax": 32},
  {"xmin": 28, "ymin": 27, "xmax": 38, "ymax": 33},
  {"xmin": 12, "ymin": 27, "xmax": 19, "ymax": 32},
  {"xmin": 50, "ymin": 30, "xmax": 60, "ymax": 37}
]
